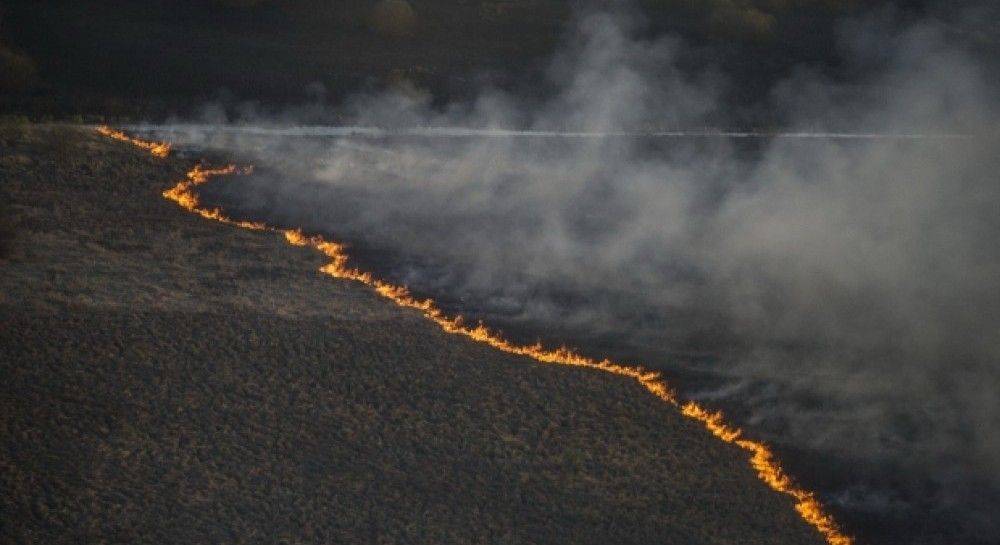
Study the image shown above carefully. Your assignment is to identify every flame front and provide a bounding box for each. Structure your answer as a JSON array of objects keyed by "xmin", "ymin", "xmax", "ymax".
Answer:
[
  {"xmin": 103, "ymin": 127, "xmax": 854, "ymax": 545},
  {"xmin": 97, "ymin": 125, "xmax": 172, "ymax": 158}
]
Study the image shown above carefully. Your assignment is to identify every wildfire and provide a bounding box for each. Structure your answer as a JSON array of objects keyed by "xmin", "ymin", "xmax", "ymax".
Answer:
[
  {"xmin": 101, "ymin": 127, "xmax": 854, "ymax": 545},
  {"xmin": 161, "ymin": 164, "xmax": 265, "ymax": 230},
  {"xmin": 96, "ymin": 125, "xmax": 172, "ymax": 158}
]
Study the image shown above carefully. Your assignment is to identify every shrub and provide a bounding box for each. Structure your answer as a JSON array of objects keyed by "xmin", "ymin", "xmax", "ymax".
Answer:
[
  {"xmin": 0, "ymin": 202, "xmax": 13, "ymax": 259},
  {"xmin": 0, "ymin": 45, "xmax": 36, "ymax": 92},
  {"xmin": 709, "ymin": 6, "xmax": 776, "ymax": 41},
  {"xmin": 216, "ymin": 0, "xmax": 268, "ymax": 7},
  {"xmin": 369, "ymin": 0, "xmax": 418, "ymax": 38}
]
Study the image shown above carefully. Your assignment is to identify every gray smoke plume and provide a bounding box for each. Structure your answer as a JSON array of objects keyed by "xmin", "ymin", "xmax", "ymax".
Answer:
[{"xmin": 141, "ymin": 2, "xmax": 1000, "ymax": 543}]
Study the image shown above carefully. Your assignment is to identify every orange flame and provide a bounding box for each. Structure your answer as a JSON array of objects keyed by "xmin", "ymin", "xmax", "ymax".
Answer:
[
  {"xmin": 101, "ymin": 127, "xmax": 854, "ymax": 545},
  {"xmin": 96, "ymin": 125, "xmax": 172, "ymax": 158}
]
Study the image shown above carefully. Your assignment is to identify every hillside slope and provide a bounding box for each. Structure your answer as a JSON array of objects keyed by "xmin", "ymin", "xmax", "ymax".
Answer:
[{"xmin": 0, "ymin": 125, "xmax": 824, "ymax": 544}]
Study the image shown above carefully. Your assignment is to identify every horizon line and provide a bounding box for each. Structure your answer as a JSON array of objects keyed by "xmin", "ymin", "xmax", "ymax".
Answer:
[{"xmin": 121, "ymin": 124, "xmax": 977, "ymax": 140}]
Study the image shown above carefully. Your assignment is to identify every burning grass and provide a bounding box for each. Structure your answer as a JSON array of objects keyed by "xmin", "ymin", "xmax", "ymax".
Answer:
[
  {"xmin": 0, "ymin": 125, "xmax": 832, "ymax": 544},
  {"xmin": 147, "ymin": 128, "xmax": 851, "ymax": 545}
]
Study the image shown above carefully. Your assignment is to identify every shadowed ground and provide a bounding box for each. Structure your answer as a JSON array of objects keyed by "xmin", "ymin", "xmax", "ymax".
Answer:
[{"xmin": 0, "ymin": 126, "xmax": 824, "ymax": 544}]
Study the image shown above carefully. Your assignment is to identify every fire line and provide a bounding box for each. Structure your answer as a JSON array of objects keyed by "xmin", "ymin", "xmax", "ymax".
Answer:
[
  {"xmin": 98, "ymin": 125, "xmax": 854, "ymax": 545},
  {"xmin": 97, "ymin": 125, "xmax": 172, "ymax": 158}
]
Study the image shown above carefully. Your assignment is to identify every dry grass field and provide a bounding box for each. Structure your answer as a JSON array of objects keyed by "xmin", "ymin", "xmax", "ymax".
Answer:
[{"xmin": 0, "ymin": 125, "xmax": 825, "ymax": 544}]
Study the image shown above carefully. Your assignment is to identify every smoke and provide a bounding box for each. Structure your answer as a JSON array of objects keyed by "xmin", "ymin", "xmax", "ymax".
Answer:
[{"xmin": 146, "ymin": 2, "xmax": 1000, "ymax": 543}]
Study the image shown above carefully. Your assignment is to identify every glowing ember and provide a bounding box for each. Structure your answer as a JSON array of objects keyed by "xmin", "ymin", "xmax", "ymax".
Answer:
[{"xmin": 101, "ymin": 127, "xmax": 854, "ymax": 545}]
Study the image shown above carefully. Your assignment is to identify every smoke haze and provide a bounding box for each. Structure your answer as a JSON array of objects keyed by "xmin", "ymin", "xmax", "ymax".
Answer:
[{"xmin": 142, "ymin": 2, "xmax": 1000, "ymax": 543}]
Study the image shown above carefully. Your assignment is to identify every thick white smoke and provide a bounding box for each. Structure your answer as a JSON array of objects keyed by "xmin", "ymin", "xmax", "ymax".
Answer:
[{"xmin": 140, "ymin": 3, "xmax": 1000, "ymax": 543}]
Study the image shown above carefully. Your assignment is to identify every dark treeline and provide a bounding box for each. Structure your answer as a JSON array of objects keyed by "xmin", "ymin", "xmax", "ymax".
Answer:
[{"xmin": 2, "ymin": 0, "xmax": 987, "ymax": 124}]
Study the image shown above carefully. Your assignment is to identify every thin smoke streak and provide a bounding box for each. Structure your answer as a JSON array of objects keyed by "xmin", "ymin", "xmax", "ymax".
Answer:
[{"xmin": 120, "ymin": 124, "xmax": 976, "ymax": 140}]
